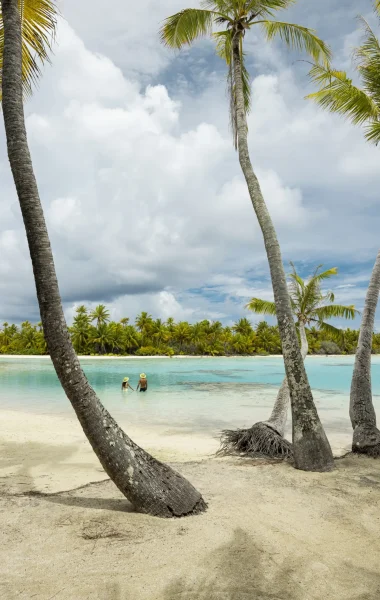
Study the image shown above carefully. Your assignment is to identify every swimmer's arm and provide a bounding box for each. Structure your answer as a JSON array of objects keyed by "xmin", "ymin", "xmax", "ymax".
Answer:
[
  {"xmin": 136, "ymin": 381, "xmax": 140, "ymax": 390},
  {"xmin": 128, "ymin": 383, "xmax": 135, "ymax": 391}
]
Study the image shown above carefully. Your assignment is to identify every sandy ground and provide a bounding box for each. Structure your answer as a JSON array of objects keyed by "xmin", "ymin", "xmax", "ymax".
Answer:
[{"xmin": 1, "ymin": 410, "xmax": 380, "ymax": 600}]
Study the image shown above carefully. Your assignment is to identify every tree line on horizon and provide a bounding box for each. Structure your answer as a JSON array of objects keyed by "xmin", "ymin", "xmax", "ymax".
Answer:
[
  {"xmin": 1, "ymin": 0, "xmax": 380, "ymax": 517},
  {"xmin": 2, "ymin": 309, "xmax": 379, "ymax": 357}
]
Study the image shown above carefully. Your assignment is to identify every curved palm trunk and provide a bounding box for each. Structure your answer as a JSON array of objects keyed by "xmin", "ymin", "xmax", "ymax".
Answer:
[
  {"xmin": 265, "ymin": 321, "xmax": 309, "ymax": 435},
  {"xmin": 350, "ymin": 250, "xmax": 380, "ymax": 455},
  {"xmin": 1, "ymin": 0, "xmax": 206, "ymax": 517},
  {"xmin": 232, "ymin": 35, "xmax": 333, "ymax": 472}
]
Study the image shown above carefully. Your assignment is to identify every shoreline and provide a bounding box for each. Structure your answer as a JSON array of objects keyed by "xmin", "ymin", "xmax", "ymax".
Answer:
[{"xmin": 0, "ymin": 353, "xmax": 367, "ymax": 359}]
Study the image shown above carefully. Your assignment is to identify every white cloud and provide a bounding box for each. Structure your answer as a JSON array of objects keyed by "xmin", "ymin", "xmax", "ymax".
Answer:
[{"xmin": 0, "ymin": 3, "xmax": 379, "ymax": 326}]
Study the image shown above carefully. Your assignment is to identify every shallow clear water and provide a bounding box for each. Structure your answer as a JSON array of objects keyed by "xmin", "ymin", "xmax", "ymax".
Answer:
[{"xmin": 1, "ymin": 356, "xmax": 379, "ymax": 447}]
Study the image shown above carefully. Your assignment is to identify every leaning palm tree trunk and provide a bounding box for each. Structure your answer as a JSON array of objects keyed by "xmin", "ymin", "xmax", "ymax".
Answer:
[
  {"xmin": 220, "ymin": 322, "xmax": 308, "ymax": 458},
  {"xmin": 350, "ymin": 250, "xmax": 380, "ymax": 456},
  {"xmin": 1, "ymin": 0, "xmax": 206, "ymax": 517},
  {"xmin": 230, "ymin": 34, "xmax": 333, "ymax": 472}
]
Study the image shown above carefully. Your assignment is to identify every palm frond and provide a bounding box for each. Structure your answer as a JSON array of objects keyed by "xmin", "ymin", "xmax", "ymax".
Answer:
[
  {"xmin": 314, "ymin": 304, "xmax": 358, "ymax": 321},
  {"xmin": 160, "ymin": 8, "xmax": 217, "ymax": 48},
  {"xmin": 365, "ymin": 119, "xmax": 380, "ymax": 144},
  {"xmin": 317, "ymin": 320, "xmax": 345, "ymax": 345},
  {"xmin": 257, "ymin": 20, "xmax": 331, "ymax": 65},
  {"xmin": 376, "ymin": 0, "xmax": 380, "ymax": 17},
  {"xmin": 311, "ymin": 266, "xmax": 338, "ymax": 283},
  {"xmin": 354, "ymin": 17, "xmax": 380, "ymax": 107},
  {"xmin": 0, "ymin": 0, "xmax": 58, "ymax": 99},
  {"xmin": 246, "ymin": 298, "xmax": 277, "ymax": 316},
  {"xmin": 201, "ymin": 0, "xmax": 234, "ymax": 14},
  {"xmin": 245, "ymin": 0, "xmax": 296, "ymax": 19},
  {"xmin": 306, "ymin": 63, "xmax": 379, "ymax": 126}
]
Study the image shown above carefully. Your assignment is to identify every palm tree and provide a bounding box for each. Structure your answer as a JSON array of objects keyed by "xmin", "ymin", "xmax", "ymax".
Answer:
[
  {"xmin": 232, "ymin": 317, "xmax": 253, "ymax": 336},
  {"xmin": 306, "ymin": 4, "xmax": 380, "ymax": 145},
  {"xmin": 350, "ymin": 252, "xmax": 380, "ymax": 456},
  {"xmin": 306, "ymin": 5, "xmax": 380, "ymax": 456},
  {"xmin": 0, "ymin": 0, "xmax": 206, "ymax": 517},
  {"xmin": 135, "ymin": 311, "xmax": 153, "ymax": 345},
  {"xmin": 174, "ymin": 321, "xmax": 192, "ymax": 351},
  {"xmin": 90, "ymin": 304, "xmax": 110, "ymax": 328},
  {"xmin": 220, "ymin": 264, "xmax": 358, "ymax": 457},
  {"xmin": 161, "ymin": 0, "xmax": 334, "ymax": 471}
]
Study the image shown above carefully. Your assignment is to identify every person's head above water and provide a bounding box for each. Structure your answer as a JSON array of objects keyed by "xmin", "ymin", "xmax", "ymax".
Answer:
[
  {"xmin": 123, "ymin": 377, "xmax": 129, "ymax": 382},
  {"xmin": 140, "ymin": 373, "xmax": 146, "ymax": 379}
]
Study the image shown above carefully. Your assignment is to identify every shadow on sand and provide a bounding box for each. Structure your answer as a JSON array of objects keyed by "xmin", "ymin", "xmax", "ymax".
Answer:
[{"xmin": 99, "ymin": 527, "xmax": 380, "ymax": 600}]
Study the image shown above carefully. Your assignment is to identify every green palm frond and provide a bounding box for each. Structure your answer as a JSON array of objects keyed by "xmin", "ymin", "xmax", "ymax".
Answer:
[
  {"xmin": 376, "ymin": 0, "xmax": 380, "ymax": 17},
  {"xmin": 314, "ymin": 304, "xmax": 358, "ymax": 321},
  {"xmin": 245, "ymin": 0, "xmax": 296, "ymax": 19},
  {"xmin": 256, "ymin": 20, "xmax": 331, "ymax": 65},
  {"xmin": 317, "ymin": 320, "xmax": 345, "ymax": 344},
  {"xmin": 306, "ymin": 63, "xmax": 379, "ymax": 126},
  {"xmin": 354, "ymin": 17, "xmax": 380, "ymax": 106},
  {"xmin": 160, "ymin": 8, "xmax": 218, "ymax": 48},
  {"xmin": 201, "ymin": 0, "xmax": 233, "ymax": 13},
  {"xmin": 300, "ymin": 266, "xmax": 337, "ymax": 315},
  {"xmin": 246, "ymin": 298, "xmax": 277, "ymax": 316},
  {"xmin": 365, "ymin": 119, "xmax": 380, "ymax": 143},
  {"xmin": 0, "ymin": 0, "xmax": 58, "ymax": 99},
  {"xmin": 311, "ymin": 266, "xmax": 338, "ymax": 283}
]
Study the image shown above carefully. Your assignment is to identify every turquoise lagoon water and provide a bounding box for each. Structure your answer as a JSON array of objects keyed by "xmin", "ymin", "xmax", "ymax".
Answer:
[{"xmin": 1, "ymin": 356, "xmax": 380, "ymax": 447}]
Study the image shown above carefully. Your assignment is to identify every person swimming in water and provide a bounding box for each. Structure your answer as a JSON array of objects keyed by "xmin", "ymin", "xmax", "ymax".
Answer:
[
  {"xmin": 121, "ymin": 377, "xmax": 134, "ymax": 391},
  {"xmin": 136, "ymin": 373, "xmax": 148, "ymax": 392}
]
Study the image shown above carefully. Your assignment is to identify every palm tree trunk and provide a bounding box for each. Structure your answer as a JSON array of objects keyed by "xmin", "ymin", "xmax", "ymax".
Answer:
[
  {"xmin": 349, "ymin": 250, "xmax": 380, "ymax": 455},
  {"xmin": 1, "ymin": 0, "xmax": 206, "ymax": 517},
  {"xmin": 231, "ymin": 34, "xmax": 333, "ymax": 472},
  {"xmin": 265, "ymin": 321, "xmax": 309, "ymax": 435}
]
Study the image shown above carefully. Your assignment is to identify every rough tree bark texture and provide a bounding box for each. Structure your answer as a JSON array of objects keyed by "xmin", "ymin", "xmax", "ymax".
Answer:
[
  {"xmin": 350, "ymin": 250, "xmax": 380, "ymax": 455},
  {"xmin": 265, "ymin": 321, "xmax": 309, "ymax": 436},
  {"xmin": 232, "ymin": 34, "xmax": 333, "ymax": 472},
  {"xmin": 1, "ymin": 0, "xmax": 206, "ymax": 517}
]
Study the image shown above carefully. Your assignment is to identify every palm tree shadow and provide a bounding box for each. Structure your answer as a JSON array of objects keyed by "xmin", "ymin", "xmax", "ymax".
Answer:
[
  {"xmin": 37, "ymin": 492, "xmax": 133, "ymax": 513},
  {"xmin": 0, "ymin": 440, "xmax": 77, "ymax": 494},
  {"xmin": 99, "ymin": 528, "xmax": 380, "ymax": 599},
  {"xmin": 163, "ymin": 528, "xmax": 298, "ymax": 600}
]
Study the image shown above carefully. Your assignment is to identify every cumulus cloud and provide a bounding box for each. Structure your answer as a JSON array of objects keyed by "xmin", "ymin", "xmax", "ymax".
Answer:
[{"xmin": 0, "ymin": 1, "xmax": 378, "ymax": 327}]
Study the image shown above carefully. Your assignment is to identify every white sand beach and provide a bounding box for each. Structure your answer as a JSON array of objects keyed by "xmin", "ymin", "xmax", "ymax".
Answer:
[{"xmin": 1, "ymin": 408, "xmax": 380, "ymax": 600}]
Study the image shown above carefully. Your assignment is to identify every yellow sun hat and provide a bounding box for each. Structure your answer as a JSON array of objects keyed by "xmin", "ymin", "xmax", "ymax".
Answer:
[
  {"xmin": 140, "ymin": 373, "xmax": 147, "ymax": 379},
  {"xmin": 123, "ymin": 377, "xmax": 129, "ymax": 382}
]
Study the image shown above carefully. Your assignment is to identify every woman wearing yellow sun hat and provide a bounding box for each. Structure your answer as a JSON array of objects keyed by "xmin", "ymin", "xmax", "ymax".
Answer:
[
  {"xmin": 136, "ymin": 373, "xmax": 148, "ymax": 392},
  {"xmin": 121, "ymin": 377, "xmax": 134, "ymax": 391}
]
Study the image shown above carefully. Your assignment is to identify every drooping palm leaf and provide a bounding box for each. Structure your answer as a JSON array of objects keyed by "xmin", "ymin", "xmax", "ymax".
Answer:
[
  {"xmin": 316, "ymin": 320, "xmax": 345, "ymax": 344},
  {"xmin": 246, "ymin": 298, "xmax": 277, "ymax": 315},
  {"xmin": 313, "ymin": 304, "xmax": 358, "ymax": 321},
  {"xmin": 160, "ymin": 8, "xmax": 219, "ymax": 48},
  {"xmin": 247, "ymin": 0, "xmax": 296, "ymax": 18},
  {"xmin": 0, "ymin": 0, "xmax": 58, "ymax": 99},
  {"xmin": 354, "ymin": 17, "xmax": 380, "ymax": 107},
  {"xmin": 306, "ymin": 63, "xmax": 379, "ymax": 125},
  {"xmin": 256, "ymin": 20, "xmax": 331, "ymax": 64}
]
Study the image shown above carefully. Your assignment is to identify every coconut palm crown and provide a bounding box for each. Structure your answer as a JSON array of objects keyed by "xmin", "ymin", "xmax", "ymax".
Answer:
[
  {"xmin": 160, "ymin": 0, "xmax": 331, "ymax": 147},
  {"xmin": 306, "ymin": 2, "xmax": 380, "ymax": 144},
  {"xmin": 247, "ymin": 264, "xmax": 358, "ymax": 341},
  {"xmin": 0, "ymin": 0, "xmax": 57, "ymax": 99}
]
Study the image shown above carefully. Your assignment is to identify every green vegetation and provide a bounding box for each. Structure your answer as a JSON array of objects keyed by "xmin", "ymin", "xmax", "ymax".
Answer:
[
  {"xmin": 307, "ymin": 2, "xmax": 380, "ymax": 144},
  {"xmin": 1, "ymin": 307, "xmax": 379, "ymax": 357}
]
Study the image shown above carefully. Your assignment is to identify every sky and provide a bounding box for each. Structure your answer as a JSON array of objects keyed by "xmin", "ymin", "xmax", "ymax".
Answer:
[{"xmin": 0, "ymin": 0, "xmax": 379, "ymax": 329}]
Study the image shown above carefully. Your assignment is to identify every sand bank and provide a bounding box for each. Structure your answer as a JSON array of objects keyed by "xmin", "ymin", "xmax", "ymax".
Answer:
[{"xmin": 1, "ymin": 409, "xmax": 380, "ymax": 600}]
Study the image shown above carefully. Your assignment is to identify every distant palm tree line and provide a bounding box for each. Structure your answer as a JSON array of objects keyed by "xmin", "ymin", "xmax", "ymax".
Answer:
[{"xmin": 1, "ymin": 308, "xmax": 378, "ymax": 357}]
